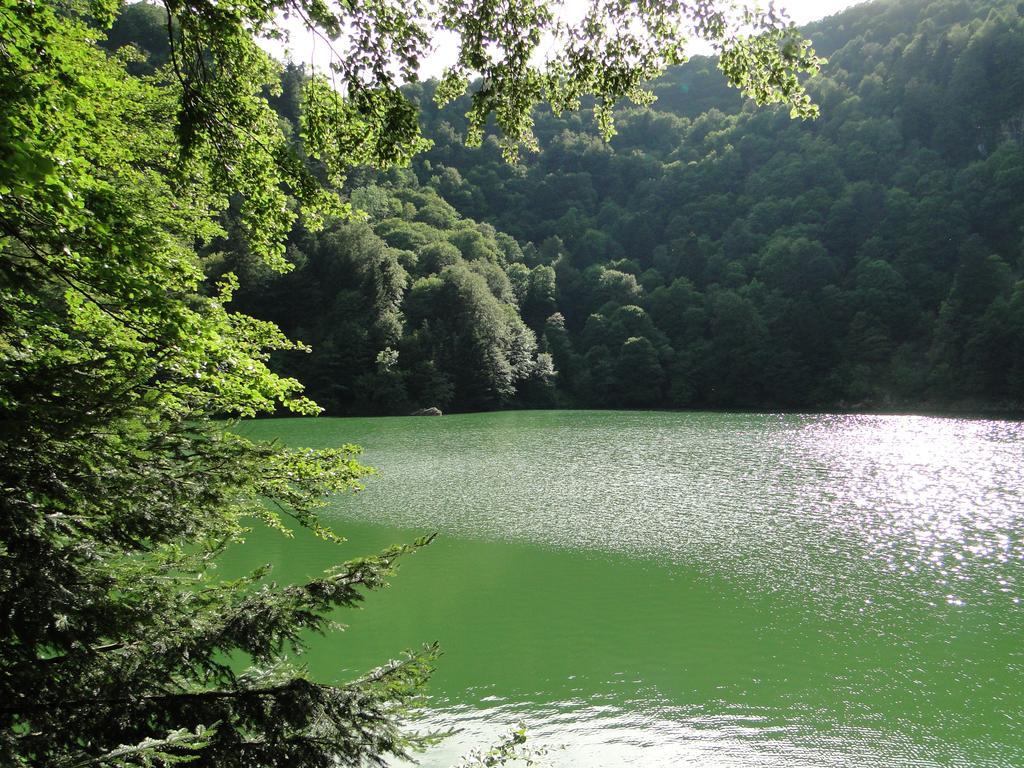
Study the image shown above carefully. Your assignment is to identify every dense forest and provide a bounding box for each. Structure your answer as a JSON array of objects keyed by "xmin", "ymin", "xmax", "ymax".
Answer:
[
  {"xmin": 5, "ymin": 0, "xmax": 1017, "ymax": 762},
  {"xmin": 2, "ymin": 1, "xmax": 819, "ymax": 764},
  {"xmin": 115, "ymin": 0, "xmax": 1024, "ymax": 415},
  {"xmin": 400, "ymin": 0, "xmax": 1024, "ymax": 413}
]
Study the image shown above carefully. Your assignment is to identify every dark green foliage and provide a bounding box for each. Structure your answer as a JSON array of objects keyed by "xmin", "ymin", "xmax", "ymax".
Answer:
[
  {"xmin": 393, "ymin": 0, "xmax": 1024, "ymax": 412},
  {"xmin": 0, "ymin": 0, "xmax": 835, "ymax": 764},
  {"xmin": 229, "ymin": 182, "xmax": 548, "ymax": 413},
  {"xmin": 98, "ymin": 0, "xmax": 823, "ymax": 419},
  {"xmin": 236, "ymin": 217, "xmax": 413, "ymax": 413},
  {"xmin": 403, "ymin": 263, "xmax": 539, "ymax": 410},
  {"xmin": 615, "ymin": 337, "xmax": 665, "ymax": 406},
  {"xmin": 0, "ymin": 0, "xmax": 441, "ymax": 764}
]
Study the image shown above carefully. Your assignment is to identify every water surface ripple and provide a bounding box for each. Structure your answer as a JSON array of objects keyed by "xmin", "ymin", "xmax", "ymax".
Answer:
[{"xmin": 234, "ymin": 411, "xmax": 1024, "ymax": 768}]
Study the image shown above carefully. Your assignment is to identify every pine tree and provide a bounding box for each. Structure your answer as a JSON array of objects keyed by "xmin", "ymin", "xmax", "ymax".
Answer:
[{"xmin": 0, "ymin": 0, "xmax": 821, "ymax": 764}]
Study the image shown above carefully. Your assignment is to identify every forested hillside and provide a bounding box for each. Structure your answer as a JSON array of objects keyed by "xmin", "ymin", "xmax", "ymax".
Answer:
[
  {"xmin": 5, "ymin": 1, "xmax": 823, "ymax": 764},
  {"xmin": 114, "ymin": 0, "xmax": 1024, "ymax": 414},
  {"xmin": 229, "ymin": 183, "xmax": 557, "ymax": 414},
  {"xmin": 402, "ymin": 0, "xmax": 1024, "ymax": 412}
]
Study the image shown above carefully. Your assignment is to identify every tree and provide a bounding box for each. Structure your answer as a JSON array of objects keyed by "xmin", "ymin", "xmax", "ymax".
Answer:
[
  {"xmin": 522, "ymin": 265, "xmax": 558, "ymax": 331},
  {"xmin": 404, "ymin": 264, "xmax": 538, "ymax": 408},
  {"xmin": 702, "ymin": 290, "xmax": 768, "ymax": 405},
  {"xmin": 614, "ymin": 336, "xmax": 665, "ymax": 406},
  {"xmin": 1, "ymin": 0, "xmax": 824, "ymax": 766}
]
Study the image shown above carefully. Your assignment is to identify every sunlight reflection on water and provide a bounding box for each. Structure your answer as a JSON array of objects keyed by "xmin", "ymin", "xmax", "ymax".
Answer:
[
  {"xmin": 407, "ymin": 691, "xmax": 976, "ymax": 768},
  {"xmin": 345, "ymin": 413, "xmax": 1023, "ymax": 613},
  {"xmin": 349, "ymin": 412, "xmax": 1023, "ymax": 767},
  {"xmin": 238, "ymin": 411, "xmax": 1024, "ymax": 768}
]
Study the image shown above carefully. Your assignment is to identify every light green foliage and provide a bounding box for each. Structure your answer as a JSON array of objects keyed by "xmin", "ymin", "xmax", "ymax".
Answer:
[
  {"xmin": 68, "ymin": 727, "xmax": 217, "ymax": 768},
  {"xmin": 158, "ymin": 0, "xmax": 823, "ymax": 169},
  {"xmin": 506, "ymin": 261, "xmax": 532, "ymax": 304},
  {"xmin": 594, "ymin": 267, "xmax": 644, "ymax": 308},
  {"xmin": 434, "ymin": 0, "xmax": 822, "ymax": 160},
  {"xmin": 0, "ymin": 0, "xmax": 438, "ymax": 765},
  {"xmin": 2, "ymin": 0, "xmax": 829, "ymax": 761}
]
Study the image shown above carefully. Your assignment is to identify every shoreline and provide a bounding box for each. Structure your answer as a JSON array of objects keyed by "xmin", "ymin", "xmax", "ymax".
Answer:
[{"xmin": 245, "ymin": 404, "xmax": 1024, "ymax": 422}]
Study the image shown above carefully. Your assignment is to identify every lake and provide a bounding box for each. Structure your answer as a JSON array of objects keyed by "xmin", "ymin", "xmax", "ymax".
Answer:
[{"xmin": 228, "ymin": 410, "xmax": 1024, "ymax": 767}]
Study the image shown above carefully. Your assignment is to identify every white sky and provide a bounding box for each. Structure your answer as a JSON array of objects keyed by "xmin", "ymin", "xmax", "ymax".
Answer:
[
  {"xmin": 779, "ymin": 0, "xmax": 862, "ymax": 24},
  {"xmin": 271, "ymin": 0, "xmax": 864, "ymax": 80}
]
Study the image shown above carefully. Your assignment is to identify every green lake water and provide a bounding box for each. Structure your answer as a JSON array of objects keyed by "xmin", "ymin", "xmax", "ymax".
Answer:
[{"xmin": 227, "ymin": 410, "xmax": 1024, "ymax": 767}]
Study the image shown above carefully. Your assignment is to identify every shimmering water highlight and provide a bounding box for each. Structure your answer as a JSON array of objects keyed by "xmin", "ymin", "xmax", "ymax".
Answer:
[{"xmin": 229, "ymin": 411, "xmax": 1024, "ymax": 767}]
